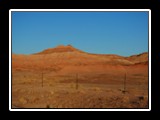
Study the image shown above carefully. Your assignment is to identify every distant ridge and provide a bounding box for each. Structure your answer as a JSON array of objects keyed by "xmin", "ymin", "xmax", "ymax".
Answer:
[
  {"xmin": 12, "ymin": 44, "xmax": 148, "ymax": 74},
  {"xmin": 126, "ymin": 52, "xmax": 148, "ymax": 64},
  {"xmin": 12, "ymin": 44, "xmax": 148, "ymax": 71}
]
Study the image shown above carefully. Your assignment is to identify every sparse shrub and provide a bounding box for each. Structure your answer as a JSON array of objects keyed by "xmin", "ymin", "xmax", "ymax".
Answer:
[
  {"xmin": 31, "ymin": 97, "xmax": 39, "ymax": 103},
  {"xmin": 19, "ymin": 97, "xmax": 28, "ymax": 104},
  {"xmin": 138, "ymin": 96, "xmax": 144, "ymax": 101},
  {"xmin": 46, "ymin": 104, "xmax": 50, "ymax": 108}
]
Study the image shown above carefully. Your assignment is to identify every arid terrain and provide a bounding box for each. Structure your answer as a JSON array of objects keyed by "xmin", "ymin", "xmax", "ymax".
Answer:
[{"xmin": 12, "ymin": 45, "xmax": 149, "ymax": 108}]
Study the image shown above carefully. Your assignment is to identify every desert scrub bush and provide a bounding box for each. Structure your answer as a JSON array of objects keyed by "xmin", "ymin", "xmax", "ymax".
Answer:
[
  {"xmin": 138, "ymin": 96, "xmax": 144, "ymax": 101},
  {"xmin": 46, "ymin": 104, "xmax": 50, "ymax": 108},
  {"xmin": 128, "ymin": 96, "xmax": 148, "ymax": 108},
  {"xmin": 19, "ymin": 97, "xmax": 28, "ymax": 104}
]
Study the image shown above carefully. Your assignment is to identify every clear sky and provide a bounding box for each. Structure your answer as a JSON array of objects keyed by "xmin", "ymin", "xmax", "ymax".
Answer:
[{"xmin": 12, "ymin": 11, "xmax": 148, "ymax": 56}]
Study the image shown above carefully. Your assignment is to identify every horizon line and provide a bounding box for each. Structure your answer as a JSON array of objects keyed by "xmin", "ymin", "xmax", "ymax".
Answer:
[{"xmin": 12, "ymin": 44, "xmax": 148, "ymax": 57}]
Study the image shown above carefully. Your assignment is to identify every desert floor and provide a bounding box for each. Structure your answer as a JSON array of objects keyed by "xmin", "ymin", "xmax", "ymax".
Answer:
[{"xmin": 12, "ymin": 69, "xmax": 148, "ymax": 109}]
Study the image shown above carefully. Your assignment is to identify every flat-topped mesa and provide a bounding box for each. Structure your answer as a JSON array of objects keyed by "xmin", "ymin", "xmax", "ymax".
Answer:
[{"xmin": 34, "ymin": 44, "xmax": 83, "ymax": 55}]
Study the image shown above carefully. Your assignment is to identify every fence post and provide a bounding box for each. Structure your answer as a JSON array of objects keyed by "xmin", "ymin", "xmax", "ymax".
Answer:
[
  {"xmin": 123, "ymin": 73, "xmax": 126, "ymax": 94},
  {"xmin": 42, "ymin": 72, "xmax": 43, "ymax": 87},
  {"xmin": 76, "ymin": 74, "xmax": 78, "ymax": 90}
]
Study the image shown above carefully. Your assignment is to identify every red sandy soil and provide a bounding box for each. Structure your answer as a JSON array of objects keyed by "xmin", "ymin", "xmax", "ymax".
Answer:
[{"xmin": 12, "ymin": 45, "xmax": 149, "ymax": 108}]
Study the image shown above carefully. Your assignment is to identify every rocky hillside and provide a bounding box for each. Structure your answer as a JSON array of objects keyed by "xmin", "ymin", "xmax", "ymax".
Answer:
[{"xmin": 12, "ymin": 45, "xmax": 148, "ymax": 74}]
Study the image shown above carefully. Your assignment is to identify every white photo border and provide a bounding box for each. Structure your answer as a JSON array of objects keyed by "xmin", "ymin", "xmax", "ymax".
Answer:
[{"xmin": 9, "ymin": 9, "xmax": 151, "ymax": 111}]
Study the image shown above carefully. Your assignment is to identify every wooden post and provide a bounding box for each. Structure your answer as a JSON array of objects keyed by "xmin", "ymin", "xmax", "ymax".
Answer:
[
  {"xmin": 42, "ymin": 72, "xmax": 43, "ymax": 87},
  {"xmin": 123, "ymin": 73, "xmax": 126, "ymax": 93},
  {"xmin": 76, "ymin": 74, "xmax": 78, "ymax": 90}
]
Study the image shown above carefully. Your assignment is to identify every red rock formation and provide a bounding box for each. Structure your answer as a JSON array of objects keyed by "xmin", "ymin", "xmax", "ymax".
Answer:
[{"xmin": 12, "ymin": 45, "xmax": 148, "ymax": 76}]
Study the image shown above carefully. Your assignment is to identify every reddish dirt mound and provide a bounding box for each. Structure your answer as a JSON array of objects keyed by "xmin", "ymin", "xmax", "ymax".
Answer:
[
  {"xmin": 34, "ymin": 44, "xmax": 84, "ymax": 54},
  {"xmin": 12, "ymin": 45, "xmax": 148, "ymax": 74}
]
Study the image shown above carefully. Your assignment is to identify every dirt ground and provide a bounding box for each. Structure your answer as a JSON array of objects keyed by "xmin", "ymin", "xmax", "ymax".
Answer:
[
  {"xmin": 12, "ymin": 69, "xmax": 148, "ymax": 109},
  {"xmin": 11, "ymin": 47, "xmax": 149, "ymax": 109}
]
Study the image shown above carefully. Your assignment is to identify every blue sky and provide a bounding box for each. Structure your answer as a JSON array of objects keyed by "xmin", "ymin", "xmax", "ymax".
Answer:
[{"xmin": 12, "ymin": 11, "xmax": 148, "ymax": 56}]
